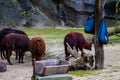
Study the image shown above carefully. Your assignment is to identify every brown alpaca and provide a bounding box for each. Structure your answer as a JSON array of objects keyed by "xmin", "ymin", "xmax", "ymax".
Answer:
[{"xmin": 29, "ymin": 36, "xmax": 46, "ymax": 63}]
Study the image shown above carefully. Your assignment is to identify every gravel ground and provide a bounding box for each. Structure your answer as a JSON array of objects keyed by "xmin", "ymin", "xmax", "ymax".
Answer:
[
  {"xmin": 0, "ymin": 44, "xmax": 120, "ymax": 80},
  {"xmin": 72, "ymin": 44, "xmax": 120, "ymax": 80}
]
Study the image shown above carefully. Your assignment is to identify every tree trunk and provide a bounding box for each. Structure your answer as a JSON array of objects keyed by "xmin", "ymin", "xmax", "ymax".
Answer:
[{"xmin": 94, "ymin": 0, "xmax": 106, "ymax": 69}]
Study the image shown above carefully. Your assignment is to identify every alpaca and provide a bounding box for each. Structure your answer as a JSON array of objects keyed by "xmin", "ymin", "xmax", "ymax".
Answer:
[{"xmin": 29, "ymin": 36, "xmax": 46, "ymax": 64}]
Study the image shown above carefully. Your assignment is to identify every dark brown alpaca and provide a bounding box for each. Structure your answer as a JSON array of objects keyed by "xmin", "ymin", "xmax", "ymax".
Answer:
[
  {"xmin": 0, "ymin": 28, "xmax": 27, "ymax": 60},
  {"xmin": 64, "ymin": 31, "xmax": 92, "ymax": 61},
  {"xmin": 1, "ymin": 33, "xmax": 30, "ymax": 65}
]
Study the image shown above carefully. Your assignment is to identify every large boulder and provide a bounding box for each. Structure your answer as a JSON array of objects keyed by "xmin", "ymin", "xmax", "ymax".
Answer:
[{"xmin": 0, "ymin": 0, "xmax": 52, "ymax": 27}]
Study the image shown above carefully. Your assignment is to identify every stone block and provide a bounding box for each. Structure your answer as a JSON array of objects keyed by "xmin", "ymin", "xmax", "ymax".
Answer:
[
  {"xmin": 34, "ymin": 59, "xmax": 70, "ymax": 76},
  {"xmin": 34, "ymin": 74, "xmax": 72, "ymax": 80}
]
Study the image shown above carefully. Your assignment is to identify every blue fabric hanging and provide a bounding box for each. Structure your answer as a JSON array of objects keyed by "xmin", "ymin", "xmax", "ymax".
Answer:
[
  {"xmin": 84, "ymin": 15, "xmax": 95, "ymax": 34},
  {"xmin": 98, "ymin": 19, "xmax": 109, "ymax": 44}
]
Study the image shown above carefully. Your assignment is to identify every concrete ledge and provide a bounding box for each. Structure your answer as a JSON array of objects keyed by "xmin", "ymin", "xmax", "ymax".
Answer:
[{"xmin": 34, "ymin": 74, "xmax": 72, "ymax": 80}]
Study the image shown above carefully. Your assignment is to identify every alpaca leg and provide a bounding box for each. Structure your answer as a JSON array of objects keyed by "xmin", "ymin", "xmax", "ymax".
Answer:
[
  {"xmin": 18, "ymin": 51, "xmax": 24, "ymax": 63},
  {"xmin": 15, "ymin": 50, "xmax": 19, "ymax": 60},
  {"xmin": 6, "ymin": 50, "xmax": 12, "ymax": 65}
]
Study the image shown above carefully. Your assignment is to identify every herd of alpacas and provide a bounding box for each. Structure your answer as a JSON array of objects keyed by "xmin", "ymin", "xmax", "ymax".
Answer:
[{"xmin": 0, "ymin": 28, "xmax": 94, "ymax": 72}]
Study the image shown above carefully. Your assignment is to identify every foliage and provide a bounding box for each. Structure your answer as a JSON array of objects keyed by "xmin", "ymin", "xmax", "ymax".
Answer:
[{"xmin": 9, "ymin": 0, "xmax": 18, "ymax": 6}]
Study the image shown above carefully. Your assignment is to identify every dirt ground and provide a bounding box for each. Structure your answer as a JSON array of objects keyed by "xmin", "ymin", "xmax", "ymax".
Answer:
[{"xmin": 0, "ymin": 44, "xmax": 120, "ymax": 80}]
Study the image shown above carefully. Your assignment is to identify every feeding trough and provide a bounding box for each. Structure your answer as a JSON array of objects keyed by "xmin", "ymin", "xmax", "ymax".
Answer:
[{"xmin": 33, "ymin": 59, "xmax": 70, "ymax": 76}]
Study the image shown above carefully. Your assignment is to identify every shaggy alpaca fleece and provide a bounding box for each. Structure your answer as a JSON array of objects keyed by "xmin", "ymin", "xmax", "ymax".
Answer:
[{"xmin": 29, "ymin": 36, "xmax": 46, "ymax": 61}]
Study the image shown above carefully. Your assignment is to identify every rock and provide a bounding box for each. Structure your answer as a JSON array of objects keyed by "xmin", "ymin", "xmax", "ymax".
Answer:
[
  {"xmin": 34, "ymin": 59, "xmax": 70, "ymax": 76},
  {"xmin": 0, "ymin": 61, "xmax": 7, "ymax": 72},
  {"xmin": 0, "ymin": 0, "xmax": 118, "ymax": 27},
  {"xmin": 0, "ymin": 0, "xmax": 53, "ymax": 27}
]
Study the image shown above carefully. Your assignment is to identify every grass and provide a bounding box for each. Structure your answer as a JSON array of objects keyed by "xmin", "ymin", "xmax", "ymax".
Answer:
[
  {"xmin": 108, "ymin": 25, "xmax": 120, "ymax": 43},
  {"xmin": 109, "ymin": 34, "xmax": 120, "ymax": 43},
  {"xmin": 24, "ymin": 28, "xmax": 85, "ymax": 36},
  {"xmin": 68, "ymin": 70, "xmax": 97, "ymax": 77},
  {"xmin": 23, "ymin": 28, "xmax": 120, "ymax": 44},
  {"xmin": 23, "ymin": 28, "xmax": 91, "ymax": 45},
  {"xmin": 23, "ymin": 28, "xmax": 92, "ymax": 38}
]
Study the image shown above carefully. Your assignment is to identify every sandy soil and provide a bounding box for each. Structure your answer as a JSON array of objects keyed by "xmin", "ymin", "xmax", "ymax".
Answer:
[{"xmin": 0, "ymin": 44, "xmax": 120, "ymax": 80}]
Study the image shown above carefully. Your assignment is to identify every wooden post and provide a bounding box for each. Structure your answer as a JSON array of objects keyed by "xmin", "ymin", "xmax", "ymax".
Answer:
[
  {"xmin": 94, "ymin": 0, "xmax": 106, "ymax": 69},
  {"xmin": 31, "ymin": 59, "xmax": 35, "ymax": 80}
]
